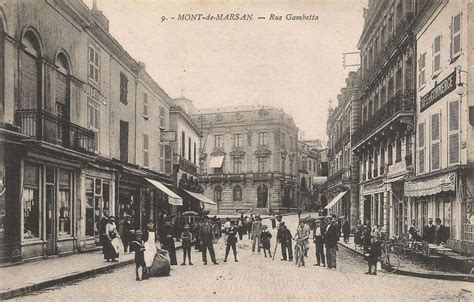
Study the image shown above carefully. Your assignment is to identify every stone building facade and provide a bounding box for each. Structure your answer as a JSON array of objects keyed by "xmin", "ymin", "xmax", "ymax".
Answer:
[{"xmin": 192, "ymin": 105, "xmax": 300, "ymax": 215}]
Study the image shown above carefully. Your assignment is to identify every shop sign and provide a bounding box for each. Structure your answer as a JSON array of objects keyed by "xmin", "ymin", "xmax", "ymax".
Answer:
[
  {"xmin": 362, "ymin": 179, "xmax": 385, "ymax": 194},
  {"xmin": 420, "ymin": 70, "xmax": 456, "ymax": 112},
  {"xmin": 160, "ymin": 131, "xmax": 176, "ymax": 142},
  {"xmin": 405, "ymin": 172, "xmax": 456, "ymax": 197},
  {"xmin": 82, "ymin": 83, "xmax": 108, "ymax": 105}
]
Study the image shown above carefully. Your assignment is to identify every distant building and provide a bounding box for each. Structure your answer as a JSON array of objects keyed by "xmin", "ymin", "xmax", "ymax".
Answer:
[
  {"xmin": 191, "ymin": 105, "xmax": 300, "ymax": 215},
  {"xmin": 297, "ymin": 140, "xmax": 321, "ymax": 210}
]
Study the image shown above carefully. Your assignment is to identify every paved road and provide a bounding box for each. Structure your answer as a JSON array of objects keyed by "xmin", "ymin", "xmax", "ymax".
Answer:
[{"xmin": 15, "ymin": 214, "xmax": 473, "ymax": 301}]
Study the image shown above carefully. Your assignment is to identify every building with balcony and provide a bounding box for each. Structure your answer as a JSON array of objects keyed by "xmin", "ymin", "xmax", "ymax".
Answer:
[
  {"xmin": 191, "ymin": 105, "xmax": 299, "ymax": 215},
  {"xmin": 353, "ymin": 0, "xmax": 436, "ymax": 237},
  {"xmin": 0, "ymin": 0, "xmax": 179, "ymax": 263},
  {"xmin": 405, "ymin": 0, "xmax": 474, "ymax": 245},
  {"xmin": 324, "ymin": 71, "xmax": 360, "ymax": 227},
  {"xmin": 297, "ymin": 140, "xmax": 321, "ymax": 211}
]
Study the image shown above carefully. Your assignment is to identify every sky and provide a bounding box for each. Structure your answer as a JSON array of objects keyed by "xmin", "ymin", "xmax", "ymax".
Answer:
[{"xmin": 84, "ymin": 0, "xmax": 367, "ymax": 142}]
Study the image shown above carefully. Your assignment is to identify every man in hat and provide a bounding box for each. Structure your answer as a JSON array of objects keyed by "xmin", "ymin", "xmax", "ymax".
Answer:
[
  {"xmin": 313, "ymin": 219, "xmax": 326, "ymax": 267},
  {"xmin": 180, "ymin": 224, "xmax": 193, "ymax": 265},
  {"xmin": 276, "ymin": 222, "xmax": 293, "ymax": 261},
  {"xmin": 199, "ymin": 216, "xmax": 218, "ymax": 265},
  {"xmin": 324, "ymin": 215, "xmax": 339, "ymax": 271},
  {"xmin": 224, "ymin": 220, "xmax": 238, "ymax": 262},
  {"xmin": 366, "ymin": 232, "xmax": 382, "ymax": 275},
  {"xmin": 160, "ymin": 218, "xmax": 177, "ymax": 265},
  {"xmin": 121, "ymin": 213, "xmax": 132, "ymax": 253},
  {"xmin": 251, "ymin": 215, "xmax": 263, "ymax": 253}
]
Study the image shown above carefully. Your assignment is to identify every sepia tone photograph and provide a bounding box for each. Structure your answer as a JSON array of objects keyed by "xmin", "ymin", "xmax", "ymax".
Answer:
[{"xmin": 0, "ymin": 0, "xmax": 473, "ymax": 301}]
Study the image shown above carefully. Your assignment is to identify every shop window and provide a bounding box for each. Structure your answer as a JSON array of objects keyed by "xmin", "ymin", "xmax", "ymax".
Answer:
[
  {"xmin": 451, "ymin": 13, "xmax": 461, "ymax": 60},
  {"xmin": 58, "ymin": 169, "xmax": 72, "ymax": 236},
  {"xmin": 214, "ymin": 186, "xmax": 222, "ymax": 203},
  {"xmin": 233, "ymin": 186, "xmax": 242, "ymax": 201},
  {"xmin": 23, "ymin": 163, "xmax": 40, "ymax": 239}
]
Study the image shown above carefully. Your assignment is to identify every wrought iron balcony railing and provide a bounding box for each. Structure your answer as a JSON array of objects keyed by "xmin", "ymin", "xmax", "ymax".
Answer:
[
  {"xmin": 175, "ymin": 155, "xmax": 198, "ymax": 174},
  {"xmin": 15, "ymin": 109, "xmax": 95, "ymax": 153},
  {"xmin": 352, "ymin": 89, "xmax": 415, "ymax": 145}
]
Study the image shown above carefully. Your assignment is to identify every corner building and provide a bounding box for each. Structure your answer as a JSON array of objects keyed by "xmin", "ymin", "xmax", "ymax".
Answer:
[{"xmin": 192, "ymin": 105, "xmax": 299, "ymax": 215}]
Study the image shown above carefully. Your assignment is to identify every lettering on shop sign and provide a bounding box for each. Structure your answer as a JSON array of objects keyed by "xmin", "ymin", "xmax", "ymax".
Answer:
[
  {"xmin": 83, "ymin": 83, "xmax": 108, "ymax": 105},
  {"xmin": 420, "ymin": 70, "xmax": 456, "ymax": 112}
]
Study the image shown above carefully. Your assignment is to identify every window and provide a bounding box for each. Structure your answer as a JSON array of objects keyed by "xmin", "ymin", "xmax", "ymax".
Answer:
[
  {"xmin": 88, "ymin": 44, "xmax": 100, "ymax": 84},
  {"xmin": 143, "ymin": 93, "xmax": 148, "ymax": 117},
  {"xmin": 233, "ymin": 157, "xmax": 243, "ymax": 174},
  {"xmin": 188, "ymin": 137, "xmax": 192, "ymax": 161},
  {"xmin": 448, "ymin": 101, "xmax": 460, "ymax": 164},
  {"xmin": 58, "ymin": 169, "xmax": 72, "ymax": 236},
  {"xmin": 258, "ymin": 157, "xmax": 268, "ymax": 173},
  {"xmin": 85, "ymin": 177, "xmax": 109, "ymax": 238},
  {"xmin": 87, "ymin": 99, "xmax": 100, "ymax": 152},
  {"xmin": 193, "ymin": 142, "xmax": 197, "ymax": 164},
  {"xmin": 418, "ymin": 53, "xmax": 426, "ymax": 87},
  {"xmin": 431, "ymin": 113, "xmax": 441, "ymax": 171},
  {"xmin": 258, "ymin": 132, "xmax": 267, "ymax": 146},
  {"xmin": 396, "ymin": 139, "xmax": 402, "ymax": 163},
  {"xmin": 387, "ymin": 143, "xmax": 393, "ymax": 165},
  {"xmin": 451, "ymin": 13, "xmax": 461, "ymax": 60},
  {"xmin": 281, "ymin": 133, "xmax": 286, "ymax": 146},
  {"xmin": 119, "ymin": 72, "xmax": 128, "ymax": 104},
  {"xmin": 181, "ymin": 131, "xmax": 186, "ymax": 157},
  {"xmin": 234, "ymin": 133, "xmax": 243, "ymax": 147},
  {"xmin": 289, "ymin": 159, "xmax": 294, "ymax": 175},
  {"xmin": 257, "ymin": 184, "xmax": 268, "ymax": 208},
  {"xmin": 119, "ymin": 120, "xmax": 129, "ymax": 162},
  {"xmin": 160, "ymin": 144, "xmax": 166, "ymax": 173},
  {"xmin": 165, "ymin": 145, "xmax": 172, "ymax": 174},
  {"xmin": 432, "ymin": 36, "xmax": 442, "ymax": 75},
  {"xmin": 214, "ymin": 186, "xmax": 222, "ymax": 203},
  {"xmin": 143, "ymin": 134, "xmax": 149, "ymax": 167},
  {"xmin": 23, "ymin": 163, "xmax": 40, "ymax": 239},
  {"xmin": 419, "ymin": 123, "xmax": 426, "ymax": 173},
  {"xmin": 159, "ymin": 107, "xmax": 165, "ymax": 128},
  {"xmin": 233, "ymin": 186, "xmax": 242, "ymax": 201},
  {"xmin": 20, "ymin": 31, "xmax": 41, "ymax": 110},
  {"xmin": 215, "ymin": 134, "xmax": 222, "ymax": 149}
]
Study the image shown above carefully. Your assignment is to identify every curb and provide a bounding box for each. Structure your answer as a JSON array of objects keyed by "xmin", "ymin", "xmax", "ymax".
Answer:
[
  {"xmin": 0, "ymin": 258, "xmax": 134, "ymax": 300},
  {"xmin": 338, "ymin": 242, "xmax": 474, "ymax": 282}
]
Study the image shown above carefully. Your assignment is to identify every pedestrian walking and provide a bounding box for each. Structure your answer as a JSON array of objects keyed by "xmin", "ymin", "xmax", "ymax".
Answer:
[
  {"xmin": 104, "ymin": 216, "xmax": 120, "ymax": 262},
  {"xmin": 313, "ymin": 219, "xmax": 326, "ymax": 267},
  {"xmin": 260, "ymin": 225, "xmax": 272, "ymax": 258},
  {"xmin": 199, "ymin": 217, "xmax": 218, "ymax": 265},
  {"xmin": 246, "ymin": 215, "xmax": 254, "ymax": 239},
  {"xmin": 251, "ymin": 215, "xmax": 263, "ymax": 253},
  {"xmin": 99, "ymin": 209, "xmax": 109, "ymax": 255},
  {"xmin": 131, "ymin": 230, "xmax": 146, "ymax": 281},
  {"xmin": 160, "ymin": 218, "xmax": 177, "ymax": 265},
  {"xmin": 121, "ymin": 214, "xmax": 132, "ymax": 253},
  {"xmin": 276, "ymin": 222, "xmax": 293, "ymax": 261},
  {"xmin": 362, "ymin": 223, "xmax": 371, "ymax": 252},
  {"xmin": 342, "ymin": 218, "xmax": 350, "ymax": 244},
  {"xmin": 143, "ymin": 220, "xmax": 157, "ymax": 279},
  {"xmin": 180, "ymin": 224, "xmax": 193, "ymax": 265},
  {"xmin": 224, "ymin": 221, "xmax": 238, "ymax": 262},
  {"xmin": 354, "ymin": 220, "xmax": 363, "ymax": 249},
  {"xmin": 365, "ymin": 232, "xmax": 382, "ymax": 275},
  {"xmin": 324, "ymin": 216, "xmax": 339, "ymax": 271}
]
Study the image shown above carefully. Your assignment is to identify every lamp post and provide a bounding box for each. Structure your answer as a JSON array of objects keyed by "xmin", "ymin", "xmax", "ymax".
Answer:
[{"xmin": 455, "ymin": 65, "xmax": 471, "ymax": 126}]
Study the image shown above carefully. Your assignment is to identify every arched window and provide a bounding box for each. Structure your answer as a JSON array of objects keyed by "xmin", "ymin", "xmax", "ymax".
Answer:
[
  {"xmin": 257, "ymin": 184, "xmax": 268, "ymax": 208},
  {"xmin": 214, "ymin": 186, "xmax": 222, "ymax": 203},
  {"xmin": 233, "ymin": 186, "xmax": 242, "ymax": 201},
  {"xmin": 20, "ymin": 30, "xmax": 41, "ymax": 110},
  {"xmin": 55, "ymin": 52, "xmax": 71, "ymax": 142}
]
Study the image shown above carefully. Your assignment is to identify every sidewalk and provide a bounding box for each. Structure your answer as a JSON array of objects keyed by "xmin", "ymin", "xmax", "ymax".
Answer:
[
  {"xmin": 338, "ymin": 237, "xmax": 474, "ymax": 282},
  {"xmin": 0, "ymin": 241, "xmax": 182, "ymax": 300}
]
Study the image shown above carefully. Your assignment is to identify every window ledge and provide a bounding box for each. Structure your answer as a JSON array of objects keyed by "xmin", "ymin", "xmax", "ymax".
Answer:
[
  {"xmin": 418, "ymin": 83, "xmax": 426, "ymax": 92},
  {"xmin": 142, "ymin": 114, "xmax": 149, "ymax": 120},
  {"xmin": 450, "ymin": 54, "xmax": 461, "ymax": 64},
  {"xmin": 432, "ymin": 71, "xmax": 442, "ymax": 80}
]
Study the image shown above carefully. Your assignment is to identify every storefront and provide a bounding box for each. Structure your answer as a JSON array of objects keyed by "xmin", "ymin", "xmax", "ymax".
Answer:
[
  {"xmin": 324, "ymin": 190, "xmax": 349, "ymax": 218},
  {"xmin": 359, "ymin": 179, "xmax": 385, "ymax": 228}
]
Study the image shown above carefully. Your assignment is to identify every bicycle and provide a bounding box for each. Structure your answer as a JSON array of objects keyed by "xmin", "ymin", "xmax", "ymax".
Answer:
[
  {"xmin": 379, "ymin": 242, "xmax": 401, "ymax": 273},
  {"xmin": 293, "ymin": 238, "xmax": 306, "ymax": 267}
]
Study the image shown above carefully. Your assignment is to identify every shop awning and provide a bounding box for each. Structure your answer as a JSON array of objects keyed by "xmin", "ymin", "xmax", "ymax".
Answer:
[
  {"xmin": 183, "ymin": 189, "xmax": 216, "ymax": 205},
  {"xmin": 145, "ymin": 178, "xmax": 183, "ymax": 206},
  {"xmin": 324, "ymin": 191, "xmax": 348, "ymax": 209},
  {"xmin": 209, "ymin": 156, "xmax": 225, "ymax": 168},
  {"xmin": 384, "ymin": 174, "xmax": 408, "ymax": 184},
  {"xmin": 405, "ymin": 172, "xmax": 456, "ymax": 197}
]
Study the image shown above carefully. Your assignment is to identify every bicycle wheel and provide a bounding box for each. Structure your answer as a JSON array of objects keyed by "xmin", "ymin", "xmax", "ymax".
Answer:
[
  {"xmin": 384, "ymin": 253, "xmax": 401, "ymax": 273},
  {"xmin": 294, "ymin": 246, "xmax": 300, "ymax": 266}
]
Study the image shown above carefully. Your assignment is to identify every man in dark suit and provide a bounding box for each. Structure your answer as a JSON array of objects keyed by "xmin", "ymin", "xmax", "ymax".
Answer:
[
  {"xmin": 422, "ymin": 218, "xmax": 436, "ymax": 243},
  {"xmin": 199, "ymin": 217, "xmax": 218, "ymax": 265},
  {"xmin": 99, "ymin": 209, "xmax": 109, "ymax": 254},
  {"xmin": 313, "ymin": 219, "xmax": 326, "ymax": 267},
  {"xmin": 434, "ymin": 218, "xmax": 450, "ymax": 245},
  {"xmin": 276, "ymin": 222, "xmax": 293, "ymax": 261},
  {"xmin": 324, "ymin": 216, "xmax": 340, "ymax": 270}
]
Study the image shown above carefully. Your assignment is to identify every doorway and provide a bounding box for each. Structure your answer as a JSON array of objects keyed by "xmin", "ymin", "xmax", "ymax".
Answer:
[{"xmin": 363, "ymin": 195, "xmax": 371, "ymax": 226}]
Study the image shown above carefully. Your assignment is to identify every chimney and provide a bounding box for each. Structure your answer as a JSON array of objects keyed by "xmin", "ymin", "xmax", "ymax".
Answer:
[{"xmin": 91, "ymin": 0, "xmax": 110, "ymax": 31}]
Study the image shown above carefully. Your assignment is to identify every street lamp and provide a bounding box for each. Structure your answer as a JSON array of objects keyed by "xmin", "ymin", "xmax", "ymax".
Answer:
[{"xmin": 455, "ymin": 65, "xmax": 468, "ymax": 96}]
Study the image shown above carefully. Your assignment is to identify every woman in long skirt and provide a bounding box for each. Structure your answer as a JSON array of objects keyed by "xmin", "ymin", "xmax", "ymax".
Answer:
[
  {"xmin": 143, "ymin": 220, "xmax": 157, "ymax": 279},
  {"xmin": 104, "ymin": 216, "xmax": 120, "ymax": 262}
]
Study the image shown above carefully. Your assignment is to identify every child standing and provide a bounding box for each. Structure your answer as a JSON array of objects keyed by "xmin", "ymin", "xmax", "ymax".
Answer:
[
  {"xmin": 180, "ymin": 224, "xmax": 193, "ymax": 265},
  {"xmin": 130, "ymin": 230, "xmax": 146, "ymax": 281},
  {"xmin": 260, "ymin": 225, "xmax": 272, "ymax": 258},
  {"xmin": 365, "ymin": 233, "xmax": 382, "ymax": 275}
]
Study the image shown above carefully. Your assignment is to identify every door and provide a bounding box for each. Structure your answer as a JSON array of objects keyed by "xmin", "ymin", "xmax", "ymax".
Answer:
[
  {"xmin": 363, "ymin": 195, "xmax": 371, "ymax": 226},
  {"xmin": 45, "ymin": 167, "xmax": 56, "ymax": 255}
]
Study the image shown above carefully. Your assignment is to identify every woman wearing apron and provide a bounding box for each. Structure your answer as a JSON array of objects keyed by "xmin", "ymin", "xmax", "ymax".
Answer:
[{"xmin": 143, "ymin": 219, "xmax": 157, "ymax": 279}]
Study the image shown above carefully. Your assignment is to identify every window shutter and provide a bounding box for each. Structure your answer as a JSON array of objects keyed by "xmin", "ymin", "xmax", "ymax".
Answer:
[
  {"xmin": 449, "ymin": 101, "xmax": 459, "ymax": 131},
  {"xmin": 165, "ymin": 145, "xmax": 172, "ymax": 173},
  {"xmin": 431, "ymin": 142, "xmax": 440, "ymax": 170},
  {"xmin": 418, "ymin": 123, "xmax": 425, "ymax": 148},
  {"xmin": 419, "ymin": 149, "xmax": 425, "ymax": 174},
  {"xmin": 431, "ymin": 114, "xmax": 440, "ymax": 141},
  {"xmin": 449, "ymin": 133, "xmax": 459, "ymax": 164}
]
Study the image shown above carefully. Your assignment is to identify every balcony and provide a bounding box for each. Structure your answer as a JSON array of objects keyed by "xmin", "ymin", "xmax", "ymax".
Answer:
[
  {"xmin": 15, "ymin": 109, "xmax": 95, "ymax": 153},
  {"xmin": 327, "ymin": 168, "xmax": 350, "ymax": 185},
  {"xmin": 175, "ymin": 155, "xmax": 198, "ymax": 174},
  {"xmin": 352, "ymin": 90, "xmax": 415, "ymax": 146},
  {"xmin": 361, "ymin": 12, "xmax": 414, "ymax": 91}
]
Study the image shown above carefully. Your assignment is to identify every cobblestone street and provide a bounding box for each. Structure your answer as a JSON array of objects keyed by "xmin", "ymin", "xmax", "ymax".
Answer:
[{"xmin": 14, "ymin": 216, "xmax": 473, "ymax": 302}]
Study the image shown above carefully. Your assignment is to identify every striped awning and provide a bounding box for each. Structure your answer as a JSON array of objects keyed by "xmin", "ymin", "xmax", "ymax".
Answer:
[{"xmin": 145, "ymin": 178, "xmax": 182, "ymax": 206}]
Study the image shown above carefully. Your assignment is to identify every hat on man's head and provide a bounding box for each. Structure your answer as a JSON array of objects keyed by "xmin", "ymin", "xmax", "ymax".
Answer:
[
  {"xmin": 280, "ymin": 222, "xmax": 285, "ymax": 226},
  {"xmin": 135, "ymin": 230, "xmax": 143, "ymax": 235},
  {"xmin": 184, "ymin": 224, "xmax": 190, "ymax": 229},
  {"xmin": 108, "ymin": 216, "xmax": 115, "ymax": 221}
]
